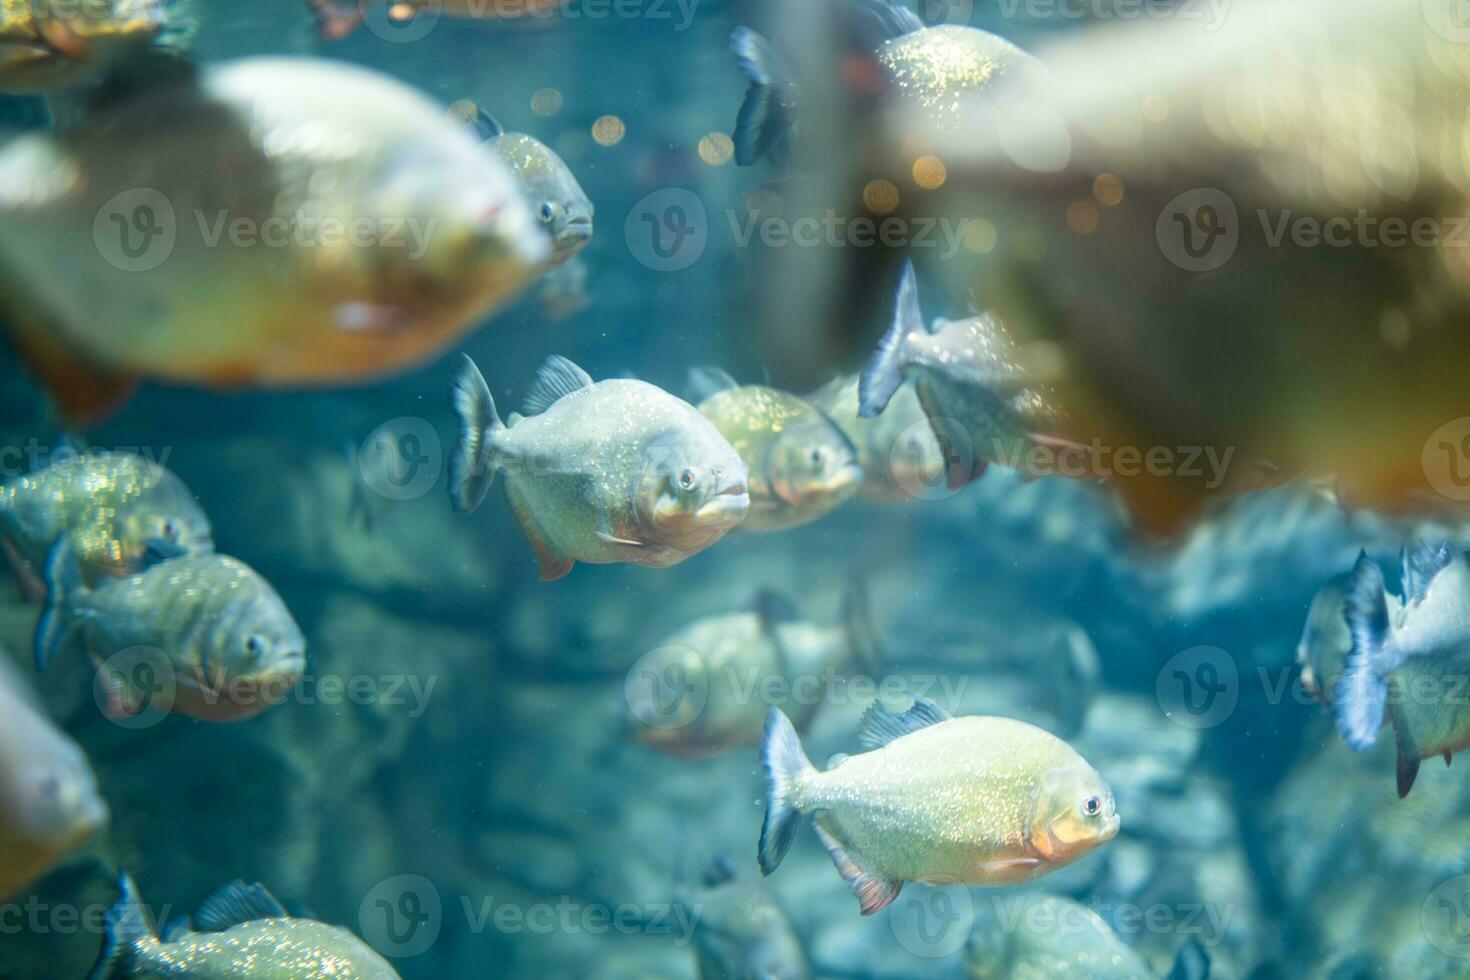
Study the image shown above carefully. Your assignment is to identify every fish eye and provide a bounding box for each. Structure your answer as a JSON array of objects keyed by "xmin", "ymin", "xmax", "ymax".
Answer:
[
  {"xmin": 245, "ymin": 634, "xmax": 268, "ymax": 658},
  {"xmin": 678, "ymin": 468, "xmax": 697, "ymax": 491},
  {"xmin": 809, "ymin": 447, "xmax": 826, "ymax": 467},
  {"xmin": 1082, "ymin": 796, "xmax": 1102, "ymax": 817},
  {"xmin": 540, "ymin": 202, "xmax": 560, "ymax": 223},
  {"xmin": 163, "ymin": 518, "xmax": 180, "ymax": 539}
]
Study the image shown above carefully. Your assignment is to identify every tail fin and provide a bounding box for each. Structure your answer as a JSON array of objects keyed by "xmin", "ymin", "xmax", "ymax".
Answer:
[
  {"xmin": 859, "ymin": 261, "xmax": 921, "ymax": 418},
  {"xmin": 1333, "ymin": 552, "xmax": 1394, "ymax": 750},
  {"xmin": 758, "ymin": 708, "xmax": 815, "ymax": 875},
  {"xmin": 34, "ymin": 532, "xmax": 81, "ymax": 671},
  {"xmin": 841, "ymin": 575, "xmax": 884, "ymax": 675},
  {"xmin": 88, "ymin": 874, "xmax": 154, "ymax": 980},
  {"xmin": 448, "ymin": 353, "xmax": 505, "ymax": 514},
  {"xmin": 730, "ymin": 28, "xmax": 797, "ymax": 166}
]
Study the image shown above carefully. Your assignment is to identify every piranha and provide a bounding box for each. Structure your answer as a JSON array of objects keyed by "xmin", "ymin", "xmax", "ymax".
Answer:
[
  {"xmin": 729, "ymin": 0, "xmax": 1045, "ymax": 166},
  {"xmin": 1335, "ymin": 544, "xmax": 1470, "ymax": 797},
  {"xmin": 809, "ymin": 373, "xmax": 945, "ymax": 503},
  {"xmin": 759, "ymin": 697, "xmax": 1118, "ymax": 914},
  {"xmin": 0, "ymin": 653, "xmax": 108, "ymax": 900},
  {"xmin": 449, "ymin": 353, "xmax": 750, "ymax": 581},
  {"xmin": 35, "ymin": 535, "xmax": 306, "ymax": 722},
  {"xmin": 451, "ymin": 100, "xmax": 593, "ymax": 269},
  {"xmin": 306, "ymin": 0, "xmax": 562, "ymax": 41},
  {"xmin": 0, "ymin": 0, "xmax": 191, "ymax": 94},
  {"xmin": 859, "ymin": 262, "xmax": 1067, "ymax": 490},
  {"xmin": 0, "ymin": 447, "xmax": 212, "ymax": 597},
  {"xmin": 1298, "ymin": 570, "xmax": 1401, "ymax": 708},
  {"xmin": 0, "ymin": 56, "xmax": 548, "ymax": 426},
  {"xmin": 630, "ymin": 580, "xmax": 881, "ymax": 757},
  {"xmin": 691, "ymin": 367, "xmax": 863, "ymax": 532},
  {"xmin": 965, "ymin": 895, "xmax": 1210, "ymax": 980},
  {"xmin": 91, "ymin": 874, "xmax": 401, "ymax": 979},
  {"xmin": 680, "ymin": 856, "xmax": 810, "ymax": 980}
]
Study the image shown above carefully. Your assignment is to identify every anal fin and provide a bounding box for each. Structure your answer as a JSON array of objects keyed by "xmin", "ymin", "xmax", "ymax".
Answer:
[
  {"xmin": 1397, "ymin": 737, "xmax": 1421, "ymax": 798},
  {"xmin": 812, "ymin": 817, "xmax": 902, "ymax": 916},
  {"xmin": 504, "ymin": 481, "xmax": 573, "ymax": 581}
]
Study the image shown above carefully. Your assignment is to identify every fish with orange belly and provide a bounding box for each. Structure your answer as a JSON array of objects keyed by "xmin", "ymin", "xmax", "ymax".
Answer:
[
  {"xmin": 0, "ymin": 56, "xmax": 548, "ymax": 425},
  {"xmin": 759, "ymin": 697, "xmax": 1118, "ymax": 915}
]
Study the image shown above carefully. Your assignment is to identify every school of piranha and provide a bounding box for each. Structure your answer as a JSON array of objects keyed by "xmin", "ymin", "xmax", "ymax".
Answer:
[{"xmin": 4, "ymin": 0, "xmax": 1470, "ymax": 976}]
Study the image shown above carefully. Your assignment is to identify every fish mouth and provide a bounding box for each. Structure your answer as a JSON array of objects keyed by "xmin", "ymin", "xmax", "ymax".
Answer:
[
  {"xmin": 555, "ymin": 218, "xmax": 593, "ymax": 251},
  {"xmin": 696, "ymin": 487, "xmax": 750, "ymax": 524}
]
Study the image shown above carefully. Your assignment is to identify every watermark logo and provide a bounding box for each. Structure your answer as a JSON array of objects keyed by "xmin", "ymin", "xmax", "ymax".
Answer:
[
  {"xmin": 93, "ymin": 189, "xmax": 175, "ymax": 272},
  {"xmin": 1157, "ymin": 188, "xmax": 1238, "ymax": 273},
  {"xmin": 891, "ymin": 883, "xmax": 974, "ymax": 958},
  {"xmin": 921, "ymin": 0, "xmax": 974, "ymax": 26},
  {"xmin": 1425, "ymin": 0, "xmax": 1470, "ymax": 43},
  {"xmin": 626, "ymin": 188, "xmax": 708, "ymax": 272},
  {"xmin": 360, "ymin": 875, "xmax": 443, "ymax": 958},
  {"xmin": 1424, "ymin": 418, "xmax": 1470, "ymax": 502},
  {"xmin": 361, "ymin": 0, "xmax": 441, "ymax": 42},
  {"xmin": 625, "ymin": 645, "xmax": 710, "ymax": 730},
  {"xmin": 890, "ymin": 417, "xmax": 973, "ymax": 501},
  {"xmin": 93, "ymin": 646, "xmax": 176, "ymax": 730},
  {"xmin": 1156, "ymin": 645, "xmax": 1239, "ymax": 730},
  {"xmin": 358, "ymin": 417, "xmax": 442, "ymax": 501},
  {"xmin": 1424, "ymin": 875, "xmax": 1470, "ymax": 957}
]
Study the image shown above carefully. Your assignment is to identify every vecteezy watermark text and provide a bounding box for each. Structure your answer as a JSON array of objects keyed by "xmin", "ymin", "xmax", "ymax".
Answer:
[
  {"xmin": 726, "ymin": 210, "xmax": 974, "ymax": 261},
  {"xmin": 992, "ymin": 438, "xmax": 1237, "ymax": 489}
]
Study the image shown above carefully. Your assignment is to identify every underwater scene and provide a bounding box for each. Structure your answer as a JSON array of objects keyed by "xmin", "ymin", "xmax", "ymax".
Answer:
[{"xmin": 6, "ymin": 0, "xmax": 1470, "ymax": 976}]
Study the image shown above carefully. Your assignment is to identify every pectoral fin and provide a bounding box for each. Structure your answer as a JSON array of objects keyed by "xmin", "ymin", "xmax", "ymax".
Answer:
[
  {"xmin": 812, "ymin": 817, "xmax": 901, "ymax": 916},
  {"xmin": 595, "ymin": 531, "xmax": 645, "ymax": 548},
  {"xmin": 1397, "ymin": 737, "xmax": 1421, "ymax": 798},
  {"xmin": 504, "ymin": 481, "xmax": 573, "ymax": 581}
]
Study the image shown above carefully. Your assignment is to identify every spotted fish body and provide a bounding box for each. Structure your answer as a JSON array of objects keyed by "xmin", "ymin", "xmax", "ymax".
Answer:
[
  {"xmin": 810, "ymin": 374, "xmax": 944, "ymax": 502},
  {"xmin": 449, "ymin": 355, "xmax": 749, "ymax": 580},
  {"xmin": 860, "ymin": 263, "xmax": 1063, "ymax": 489},
  {"xmin": 875, "ymin": 24, "xmax": 1046, "ymax": 133},
  {"xmin": 483, "ymin": 132, "xmax": 593, "ymax": 267},
  {"xmin": 93, "ymin": 876, "xmax": 400, "ymax": 979},
  {"xmin": 694, "ymin": 372, "xmax": 862, "ymax": 532},
  {"xmin": 0, "ymin": 450, "xmax": 212, "ymax": 587},
  {"xmin": 37, "ymin": 547, "xmax": 305, "ymax": 723},
  {"xmin": 760, "ymin": 698, "xmax": 1117, "ymax": 915}
]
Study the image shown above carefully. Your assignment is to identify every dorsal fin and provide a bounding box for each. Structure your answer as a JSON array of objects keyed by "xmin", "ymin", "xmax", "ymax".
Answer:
[
  {"xmin": 446, "ymin": 100, "xmax": 503, "ymax": 140},
  {"xmin": 1402, "ymin": 542, "xmax": 1452, "ymax": 603},
  {"xmin": 688, "ymin": 366, "xmax": 740, "ymax": 403},
  {"xmin": 700, "ymin": 855, "xmax": 737, "ymax": 888},
  {"xmin": 752, "ymin": 589, "xmax": 799, "ymax": 631},
  {"xmin": 523, "ymin": 355, "xmax": 594, "ymax": 416},
  {"xmin": 858, "ymin": 696, "xmax": 951, "ymax": 749},
  {"xmin": 194, "ymin": 882, "xmax": 289, "ymax": 933}
]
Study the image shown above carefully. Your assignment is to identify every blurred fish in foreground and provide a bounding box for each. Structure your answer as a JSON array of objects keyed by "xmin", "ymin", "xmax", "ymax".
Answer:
[
  {"xmin": 759, "ymin": 697, "xmax": 1118, "ymax": 914},
  {"xmin": 1334, "ymin": 544, "xmax": 1470, "ymax": 797},
  {"xmin": 0, "ymin": 56, "xmax": 548, "ymax": 425},
  {"xmin": 629, "ymin": 580, "xmax": 881, "ymax": 757},
  {"xmin": 449, "ymin": 354, "xmax": 749, "ymax": 580},
  {"xmin": 0, "ymin": 446, "xmax": 212, "ymax": 596},
  {"xmin": 0, "ymin": 0, "xmax": 190, "ymax": 94},
  {"xmin": 757, "ymin": 0, "xmax": 1470, "ymax": 533},
  {"xmin": 679, "ymin": 856, "xmax": 809, "ymax": 980},
  {"xmin": 692, "ymin": 367, "xmax": 862, "ymax": 531},
  {"xmin": 36, "ymin": 537, "xmax": 306, "ymax": 722},
  {"xmin": 0, "ymin": 651, "xmax": 107, "ymax": 900},
  {"xmin": 91, "ymin": 875, "xmax": 401, "ymax": 978},
  {"xmin": 964, "ymin": 894, "xmax": 1210, "ymax": 980}
]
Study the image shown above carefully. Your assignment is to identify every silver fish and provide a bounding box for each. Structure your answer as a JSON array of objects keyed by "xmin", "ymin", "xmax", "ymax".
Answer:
[
  {"xmin": 760, "ymin": 697, "xmax": 1118, "ymax": 915},
  {"xmin": 36, "ymin": 538, "xmax": 306, "ymax": 723},
  {"xmin": 92, "ymin": 875, "xmax": 401, "ymax": 979},
  {"xmin": 809, "ymin": 373, "xmax": 945, "ymax": 503},
  {"xmin": 449, "ymin": 354, "xmax": 749, "ymax": 580}
]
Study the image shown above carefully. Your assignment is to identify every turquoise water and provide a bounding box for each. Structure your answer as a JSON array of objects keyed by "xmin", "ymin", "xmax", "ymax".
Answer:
[{"xmin": 2, "ymin": 1, "xmax": 1469, "ymax": 978}]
